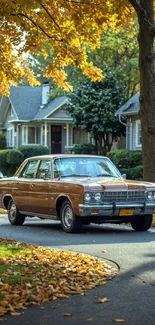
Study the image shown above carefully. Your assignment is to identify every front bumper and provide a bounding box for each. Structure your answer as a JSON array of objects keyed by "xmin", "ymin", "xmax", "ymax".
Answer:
[{"xmin": 78, "ymin": 202, "xmax": 155, "ymax": 217}]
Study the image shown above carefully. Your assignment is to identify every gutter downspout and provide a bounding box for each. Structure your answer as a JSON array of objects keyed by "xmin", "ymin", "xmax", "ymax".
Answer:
[{"xmin": 118, "ymin": 114, "xmax": 131, "ymax": 150}]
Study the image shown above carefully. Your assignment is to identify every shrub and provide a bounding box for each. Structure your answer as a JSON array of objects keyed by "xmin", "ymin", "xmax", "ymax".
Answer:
[
  {"xmin": 72, "ymin": 143, "xmax": 97, "ymax": 154},
  {"xmin": 119, "ymin": 165, "xmax": 143, "ymax": 180},
  {"xmin": 0, "ymin": 133, "xmax": 6, "ymax": 150},
  {"xmin": 107, "ymin": 149, "xmax": 142, "ymax": 169},
  {"xmin": 0, "ymin": 149, "xmax": 24, "ymax": 176},
  {"xmin": 7, "ymin": 149, "xmax": 24, "ymax": 167},
  {"xmin": 19, "ymin": 145, "xmax": 49, "ymax": 160}
]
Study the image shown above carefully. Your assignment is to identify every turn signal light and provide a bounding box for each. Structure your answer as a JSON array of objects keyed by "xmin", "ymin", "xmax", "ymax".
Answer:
[{"xmin": 91, "ymin": 210, "xmax": 98, "ymax": 214}]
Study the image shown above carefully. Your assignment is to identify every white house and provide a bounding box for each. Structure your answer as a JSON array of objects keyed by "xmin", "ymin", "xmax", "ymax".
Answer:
[
  {"xmin": 0, "ymin": 84, "xmax": 93, "ymax": 153},
  {"xmin": 116, "ymin": 92, "xmax": 141, "ymax": 150}
]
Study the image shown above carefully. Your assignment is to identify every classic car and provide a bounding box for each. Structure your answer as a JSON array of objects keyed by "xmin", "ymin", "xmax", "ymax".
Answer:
[{"xmin": 0, "ymin": 154, "xmax": 155, "ymax": 233}]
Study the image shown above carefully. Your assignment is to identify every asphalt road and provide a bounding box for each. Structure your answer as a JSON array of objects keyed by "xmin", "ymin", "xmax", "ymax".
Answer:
[{"xmin": 0, "ymin": 214, "xmax": 155, "ymax": 325}]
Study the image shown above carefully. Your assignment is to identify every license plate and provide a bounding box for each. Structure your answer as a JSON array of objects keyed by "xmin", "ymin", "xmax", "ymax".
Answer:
[{"xmin": 119, "ymin": 208, "xmax": 134, "ymax": 216}]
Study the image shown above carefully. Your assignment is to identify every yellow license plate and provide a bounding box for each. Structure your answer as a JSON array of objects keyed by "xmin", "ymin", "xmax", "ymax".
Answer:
[{"xmin": 119, "ymin": 208, "xmax": 134, "ymax": 216}]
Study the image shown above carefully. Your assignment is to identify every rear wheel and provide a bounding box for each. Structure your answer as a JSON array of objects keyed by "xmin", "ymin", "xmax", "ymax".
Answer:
[
  {"xmin": 8, "ymin": 199, "xmax": 25, "ymax": 225},
  {"xmin": 130, "ymin": 215, "xmax": 152, "ymax": 231},
  {"xmin": 60, "ymin": 200, "xmax": 82, "ymax": 233}
]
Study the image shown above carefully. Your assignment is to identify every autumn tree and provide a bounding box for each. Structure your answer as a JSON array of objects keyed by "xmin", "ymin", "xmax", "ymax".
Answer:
[
  {"xmin": 67, "ymin": 70, "xmax": 126, "ymax": 154},
  {"xmin": 28, "ymin": 24, "xmax": 139, "ymax": 96},
  {"xmin": 0, "ymin": 0, "xmax": 155, "ymax": 180}
]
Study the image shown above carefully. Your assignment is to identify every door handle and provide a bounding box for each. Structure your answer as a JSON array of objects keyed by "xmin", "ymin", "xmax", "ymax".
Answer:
[{"xmin": 30, "ymin": 184, "xmax": 35, "ymax": 188}]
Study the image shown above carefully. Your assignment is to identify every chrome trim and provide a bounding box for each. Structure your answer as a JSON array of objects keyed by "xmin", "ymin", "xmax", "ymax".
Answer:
[
  {"xmin": 19, "ymin": 211, "xmax": 58, "ymax": 219},
  {"xmin": 78, "ymin": 202, "xmax": 155, "ymax": 217},
  {"xmin": 79, "ymin": 202, "xmax": 155, "ymax": 209}
]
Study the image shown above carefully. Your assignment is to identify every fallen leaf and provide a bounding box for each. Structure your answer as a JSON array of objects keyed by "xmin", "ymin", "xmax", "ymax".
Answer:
[
  {"xmin": 102, "ymin": 250, "xmax": 107, "ymax": 253},
  {"xmin": 87, "ymin": 318, "xmax": 94, "ymax": 321},
  {"xmin": 96, "ymin": 297, "xmax": 110, "ymax": 303},
  {"xmin": 113, "ymin": 319, "xmax": 126, "ymax": 323},
  {"xmin": 63, "ymin": 314, "xmax": 72, "ymax": 317}
]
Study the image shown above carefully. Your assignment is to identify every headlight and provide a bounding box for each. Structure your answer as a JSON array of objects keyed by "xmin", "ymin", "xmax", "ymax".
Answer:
[
  {"xmin": 94, "ymin": 192, "xmax": 102, "ymax": 202},
  {"xmin": 84, "ymin": 192, "xmax": 92, "ymax": 202},
  {"xmin": 147, "ymin": 191, "xmax": 154, "ymax": 200}
]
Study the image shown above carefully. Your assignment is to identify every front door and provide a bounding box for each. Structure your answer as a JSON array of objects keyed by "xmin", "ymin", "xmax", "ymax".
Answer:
[{"xmin": 51, "ymin": 125, "xmax": 62, "ymax": 153}]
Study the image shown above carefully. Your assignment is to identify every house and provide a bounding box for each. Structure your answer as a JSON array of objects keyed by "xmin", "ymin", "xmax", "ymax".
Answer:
[
  {"xmin": 0, "ymin": 84, "xmax": 93, "ymax": 153},
  {"xmin": 116, "ymin": 92, "xmax": 141, "ymax": 150}
]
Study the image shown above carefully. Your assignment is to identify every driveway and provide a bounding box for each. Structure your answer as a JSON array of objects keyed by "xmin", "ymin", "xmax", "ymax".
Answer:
[{"xmin": 0, "ymin": 214, "xmax": 155, "ymax": 324}]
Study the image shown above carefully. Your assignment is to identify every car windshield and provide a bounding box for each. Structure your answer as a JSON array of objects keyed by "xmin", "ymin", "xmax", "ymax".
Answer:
[{"xmin": 54, "ymin": 157, "xmax": 121, "ymax": 178}]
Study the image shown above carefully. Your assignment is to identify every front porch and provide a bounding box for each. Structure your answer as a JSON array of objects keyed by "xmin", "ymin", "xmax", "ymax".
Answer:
[{"xmin": 6, "ymin": 121, "xmax": 92, "ymax": 154}]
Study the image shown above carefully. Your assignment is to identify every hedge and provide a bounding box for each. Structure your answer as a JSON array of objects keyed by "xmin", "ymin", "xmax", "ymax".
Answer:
[
  {"xmin": 107, "ymin": 149, "xmax": 143, "ymax": 180},
  {"xmin": 0, "ymin": 149, "xmax": 24, "ymax": 176},
  {"xmin": 19, "ymin": 145, "xmax": 49, "ymax": 160},
  {"xmin": 72, "ymin": 143, "xmax": 97, "ymax": 154},
  {"xmin": 119, "ymin": 165, "xmax": 143, "ymax": 180},
  {"xmin": 107, "ymin": 149, "xmax": 142, "ymax": 169}
]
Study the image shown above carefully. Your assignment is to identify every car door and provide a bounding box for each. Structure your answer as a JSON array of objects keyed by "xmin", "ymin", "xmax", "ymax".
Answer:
[
  {"xmin": 13, "ymin": 160, "xmax": 39, "ymax": 213},
  {"xmin": 29, "ymin": 159, "xmax": 52, "ymax": 215}
]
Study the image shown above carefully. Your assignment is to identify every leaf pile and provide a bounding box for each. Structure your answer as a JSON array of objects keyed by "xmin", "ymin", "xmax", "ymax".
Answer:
[{"xmin": 0, "ymin": 238, "xmax": 115, "ymax": 317}]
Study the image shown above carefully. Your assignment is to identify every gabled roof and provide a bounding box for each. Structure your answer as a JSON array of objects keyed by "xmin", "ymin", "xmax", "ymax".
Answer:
[
  {"xmin": 34, "ymin": 96, "xmax": 67, "ymax": 120},
  {"xmin": 10, "ymin": 86, "xmax": 42, "ymax": 120},
  {"xmin": 116, "ymin": 92, "xmax": 139, "ymax": 116}
]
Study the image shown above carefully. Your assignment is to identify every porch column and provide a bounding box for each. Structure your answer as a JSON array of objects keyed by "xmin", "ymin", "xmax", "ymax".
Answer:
[
  {"xmin": 70, "ymin": 125, "xmax": 73, "ymax": 146},
  {"xmin": 66, "ymin": 123, "xmax": 69, "ymax": 147},
  {"xmin": 44, "ymin": 122, "xmax": 47, "ymax": 146},
  {"xmin": 16, "ymin": 124, "xmax": 19, "ymax": 148}
]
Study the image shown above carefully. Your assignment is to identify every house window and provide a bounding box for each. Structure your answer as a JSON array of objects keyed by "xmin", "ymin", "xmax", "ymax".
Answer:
[
  {"xmin": 22, "ymin": 126, "xmax": 41, "ymax": 145},
  {"xmin": 73, "ymin": 129, "xmax": 88, "ymax": 145},
  {"xmin": 136, "ymin": 120, "xmax": 142, "ymax": 147},
  {"xmin": 7, "ymin": 127, "xmax": 14, "ymax": 147}
]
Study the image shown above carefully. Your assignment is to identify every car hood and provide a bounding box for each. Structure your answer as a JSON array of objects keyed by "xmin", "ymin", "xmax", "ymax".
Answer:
[{"xmin": 60, "ymin": 176, "xmax": 155, "ymax": 190}]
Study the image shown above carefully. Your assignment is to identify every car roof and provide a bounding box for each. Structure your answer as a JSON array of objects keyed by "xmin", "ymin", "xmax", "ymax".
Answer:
[{"xmin": 27, "ymin": 154, "xmax": 107, "ymax": 160}]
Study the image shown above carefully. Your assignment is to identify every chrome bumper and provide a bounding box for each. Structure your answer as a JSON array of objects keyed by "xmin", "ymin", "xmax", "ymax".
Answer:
[{"xmin": 78, "ymin": 202, "xmax": 155, "ymax": 217}]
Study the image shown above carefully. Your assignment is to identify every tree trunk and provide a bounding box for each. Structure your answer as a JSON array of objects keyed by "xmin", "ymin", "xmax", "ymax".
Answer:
[{"xmin": 137, "ymin": 0, "xmax": 155, "ymax": 181}]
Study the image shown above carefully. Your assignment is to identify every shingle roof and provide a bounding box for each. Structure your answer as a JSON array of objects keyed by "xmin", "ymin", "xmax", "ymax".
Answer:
[
  {"xmin": 116, "ymin": 92, "xmax": 139, "ymax": 115},
  {"xmin": 33, "ymin": 96, "xmax": 68, "ymax": 120},
  {"xmin": 10, "ymin": 86, "xmax": 42, "ymax": 120}
]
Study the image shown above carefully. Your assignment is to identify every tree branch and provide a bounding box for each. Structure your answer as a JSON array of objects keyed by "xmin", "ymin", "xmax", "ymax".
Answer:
[
  {"xmin": 40, "ymin": 3, "xmax": 61, "ymax": 33},
  {"xmin": 10, "ymin": 12, "xmax": 62, "ymax": 41},
  {"xmin": 129, "ymin": 0, "xmax": 155, "ymax": 34}
]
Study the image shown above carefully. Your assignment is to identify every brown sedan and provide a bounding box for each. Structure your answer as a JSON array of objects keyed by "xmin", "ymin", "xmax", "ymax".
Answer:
[{"xmin": 0, "ymin": 154, "xmax": 155, "ymax": 233}]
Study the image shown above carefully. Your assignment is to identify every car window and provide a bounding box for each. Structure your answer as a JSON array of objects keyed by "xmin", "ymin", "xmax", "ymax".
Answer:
[
  {"xmin": 36, "ymin": 160, "xmax": 51, "ymax": 179},
  {"xmin": 20, "ymin": 160, "xmax": 38, "ymax": 178}
]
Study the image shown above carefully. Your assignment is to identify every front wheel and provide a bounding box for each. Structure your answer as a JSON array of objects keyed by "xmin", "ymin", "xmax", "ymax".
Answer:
[
  {"xmin": 60, "ymin": 200, "xmax": 82, "ymax": 233},
  {"xmin": 8, "ymin": 199, "xmax": 25, "ymax": 225},
  {"xmin": 130, "ymin": 215, "xmax": 152, "ymax": 231}
]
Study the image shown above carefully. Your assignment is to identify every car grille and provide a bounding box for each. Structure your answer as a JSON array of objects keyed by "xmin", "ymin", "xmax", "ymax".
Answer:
[{"xmin": 102, "ymin": 191, "xmax": 146, "ymax": 203}]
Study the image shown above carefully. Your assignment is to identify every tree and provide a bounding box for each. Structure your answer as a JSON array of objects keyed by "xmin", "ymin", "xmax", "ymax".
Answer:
[
  {"xmin": 28, "ymin": 24, "xmax": 139, "ymax": 97},
  {"xmin": 67, "ymin": 70, "xmax": 126, "ymax": 155},
  {"xmin": 89, "ymin": 24, "xmax": 139, "ymax": 97},
  {"xmin": 0, "ymin": 0, "xmax": 155, "ymax": 180}
]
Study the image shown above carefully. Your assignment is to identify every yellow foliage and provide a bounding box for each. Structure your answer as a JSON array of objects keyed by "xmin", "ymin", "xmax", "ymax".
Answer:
[{"xmin": 0, "ymin": 0, "xmax": 135, "ymax": 94}]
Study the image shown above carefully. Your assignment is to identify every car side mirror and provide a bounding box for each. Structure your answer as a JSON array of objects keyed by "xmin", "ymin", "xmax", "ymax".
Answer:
[{"xmin": 122, "ymin": 174, "xmax": 126, "ymax": 179}]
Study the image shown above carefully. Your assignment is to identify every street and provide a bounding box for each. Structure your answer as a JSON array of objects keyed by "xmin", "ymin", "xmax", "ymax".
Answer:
[{"xmin": 0, "ymin": 214, "xmax": 155, "ymax": 324}]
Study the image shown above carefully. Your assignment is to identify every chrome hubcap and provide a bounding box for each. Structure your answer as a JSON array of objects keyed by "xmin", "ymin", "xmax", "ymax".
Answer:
[
  {"xmin": 63, "ymin": 205, "xmax": 73, "ymax": 229},
  {"xmin": 9, "ymin": 203, "xmax": 16, "ymax": 220}
]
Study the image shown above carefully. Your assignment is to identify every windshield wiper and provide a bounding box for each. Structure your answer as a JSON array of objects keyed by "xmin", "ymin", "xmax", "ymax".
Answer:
[
  {"xmin": 96, "ymin": 174, "xmax": 117, "ymax": 177},
  {"xmin": 60, "ymin": 174, "xmax": 91, "ymax": 177}
]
